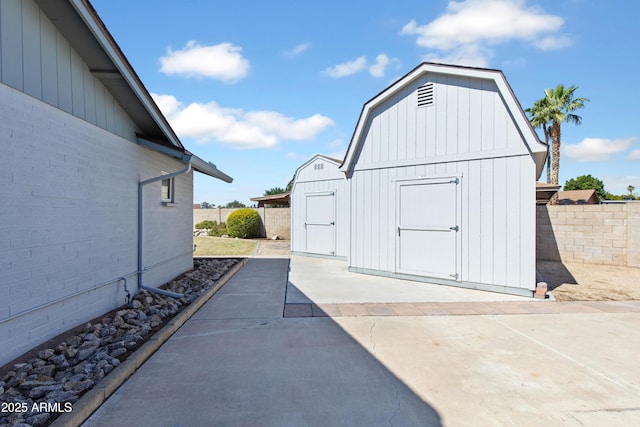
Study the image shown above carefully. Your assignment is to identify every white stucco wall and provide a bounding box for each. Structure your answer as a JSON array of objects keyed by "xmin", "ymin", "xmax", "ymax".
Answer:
[{"xmin": 0, "ymin": 82, "xmax": 193, "ymax": 365}]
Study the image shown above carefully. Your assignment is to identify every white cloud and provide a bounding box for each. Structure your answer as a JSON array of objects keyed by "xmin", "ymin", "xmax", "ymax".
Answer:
[
  {"xmin": 159, "ymin": 41, "xmax": 249, "ymax": 83},
  {"xmin": 369, "ymin": 54, "xmax": 391, "ymax": 77},
  {"xmin": 563, "ymin": 137, "xmax": 638, "ymax": 162},
  {"xmin": 533, "ymin": 35, "xmax": 573, "ymax": 50},
  {"xmin": 283, "ymin": 43, "xmax": 310, "ymax": 57},
  {"xmin": 152, "ymin": 94, "xmax": 334, "ymax": 149},
  {"xmin": 628, "ymin": 150, "xmax": 640, "ymax": 161},
  {"xmin": 323, "ymin": 56, "xmax": 367, "ymax": 78},
  {"xmin": 324, "ymin": 54, "xmax": 398, "ymax": 78},
  {"xmin": 401, "ymin": 0, "xmax": 570, "ymax": 67},
  {"xmin": 424, "ymin": 44, "xmax": 491, "ymax": 67}
]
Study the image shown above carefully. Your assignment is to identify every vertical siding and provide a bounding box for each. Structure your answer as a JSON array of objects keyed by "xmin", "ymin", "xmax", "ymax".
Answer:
[
  {"xmin": 348, "ymin": 72, "xmax": 537, "ymax": 293},
  {"xmin": 0, "ymin": 0, "xmax": 139, "ymax": 141},
  {"xmin": 0, "ymin": 83, "xmax": 193, "ymax": 365}
]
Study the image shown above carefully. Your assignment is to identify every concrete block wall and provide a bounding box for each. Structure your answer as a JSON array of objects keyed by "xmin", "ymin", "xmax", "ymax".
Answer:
[
  {"xmin": 0, "ymin": 83, "xmax": 193, "ymax": 365},
  {"xmin": 194, "ymin": 208, "xmax": 291, "ymax": 239},
  {"xmin": 537, "ymin": 204, "xmax": 640, "ymax": 267}
]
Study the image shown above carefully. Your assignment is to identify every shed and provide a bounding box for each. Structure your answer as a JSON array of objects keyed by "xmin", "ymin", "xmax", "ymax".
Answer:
[
  {"xmin": 0, "ymin": 0, "xmax": 231, "ymax": 365},
  {"xmin": 340, "ymin": 63, "xmax": 547, "ymax": 296},
  {"xmin": 291, "ymin": 155, "xmax": 349, "ymax": 258}
]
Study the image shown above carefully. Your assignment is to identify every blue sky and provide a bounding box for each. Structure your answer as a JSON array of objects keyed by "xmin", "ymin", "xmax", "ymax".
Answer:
[{"xmin": 92, "ymin": 0, "xmax": 640, "ymax": 205}]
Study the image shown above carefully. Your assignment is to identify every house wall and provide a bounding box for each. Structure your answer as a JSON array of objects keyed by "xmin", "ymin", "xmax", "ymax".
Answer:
[
  {"xmin": 291, "ymin": 157, "xmax": 349, "ymax": 258},
  {"xmin": 537, "ymin": 204, "xmax": 640, "ymax": 267},
  {"xmin": 348, "ymin": 74, "xmax": 537, "ymax": 295},
  {"xmin": 193, "ymin": 208, "xmax": 291, "ymax": 239},
  {"xmin": 0, "ymin": 0, "xmax": 138, "ymax": 141},
  {"xmin": 0, "ymin": 79, "xmax": 193, "ymax": 365}
]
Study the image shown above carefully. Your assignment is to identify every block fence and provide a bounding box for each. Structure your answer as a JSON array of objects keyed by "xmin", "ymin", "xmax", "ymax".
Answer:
[
  {"xmin": 194, "ymin": 207, "xmax": 291, "ymax": 239},
  {"xmin": 537, "ymin": 204, "xmax": 640, "ymax": 267}
]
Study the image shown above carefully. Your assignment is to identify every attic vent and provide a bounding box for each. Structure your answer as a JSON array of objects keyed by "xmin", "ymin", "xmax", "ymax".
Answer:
[
  {"xmin": 417, "ymin": 83, "xmax": 435, "ymax": 107},
  {"xmin": 314, "ymin": 163, "xmax": 324, "ymax": 170}
]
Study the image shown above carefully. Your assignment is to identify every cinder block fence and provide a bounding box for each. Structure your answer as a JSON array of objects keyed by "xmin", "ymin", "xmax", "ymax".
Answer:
[
  {"xmin": 537, "ymin": 204, "xmax": 640, "ymax": 267},
  {"xmin": 193, "ymin": 207, "xmax": 291, "ymax": 239}
]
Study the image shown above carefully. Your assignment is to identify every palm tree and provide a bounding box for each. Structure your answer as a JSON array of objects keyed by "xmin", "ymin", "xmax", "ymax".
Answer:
[
  {"xmin": 526, "ymin": 98, "xmax": 552, "ymax": 183},
  {"xmin": 536, "ymin": 85, "xmax": 589, "ymax": 186}
]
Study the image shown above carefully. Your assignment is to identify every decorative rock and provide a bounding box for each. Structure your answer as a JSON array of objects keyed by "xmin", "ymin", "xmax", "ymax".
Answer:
[
  {"xmin": 26, "ymin": 412, "xmax": 51, "ymax": 426},
  {"xmin": 0, "ymin": 258, "xmax": 239, "ymax": 427},
  {"xmin": 37, "ymin": 349, "xmax": 55, "ymax": 360},
  {"xmin": 29, "ymin": 384, "xmax": 63, "ymax": 399},
  {"xmin": 33, "ymin": 364, "xmax": 56, "ymax": 378},
  {"xmin": 45, "ymin": 390, "xmax": 78, "ymax": 403}
]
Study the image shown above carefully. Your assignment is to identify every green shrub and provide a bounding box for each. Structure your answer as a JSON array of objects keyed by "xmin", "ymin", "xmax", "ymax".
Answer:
[
  {"xmin": 207, "ymin": 222, "xmax": 228, "ymax": 237},
  {"xmin": 226, "ymin": 208, "xmax": 260, "ymax": 238},
  {"xmin": 195, "ymin": 220, "xmax": 218, "ymax": 230}
]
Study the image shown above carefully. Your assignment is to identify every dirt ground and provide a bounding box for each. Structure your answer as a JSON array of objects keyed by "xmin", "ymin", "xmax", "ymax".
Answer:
[{"xmin": 537, "ymin": 261, "xmax": 640, "ymax": 301}]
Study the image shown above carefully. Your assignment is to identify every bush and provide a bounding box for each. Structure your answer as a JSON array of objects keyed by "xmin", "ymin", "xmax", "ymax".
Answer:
[
  {"xmin": 207, "ymin": 222, "xmax": 228, "ymax": 237},
  {"xmin": 195, "ymin": 220, "xmax": 227, "ymax": 236},
  {"xmin": 195, "ymin": 220, "xmax": 218, "ymax": 230},
  {"xmin": 226, "ymin": 208, "xmax": 260, "ymax": 238}
]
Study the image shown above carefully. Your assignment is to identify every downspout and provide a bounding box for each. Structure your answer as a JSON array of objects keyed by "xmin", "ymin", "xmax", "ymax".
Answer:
[{"xmin": 138, "ymin": 162, "xmax": 192, "ymax": 298}]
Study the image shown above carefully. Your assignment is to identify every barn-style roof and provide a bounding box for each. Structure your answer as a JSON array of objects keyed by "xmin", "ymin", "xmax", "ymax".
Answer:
[{"xmin": 339, "ymin": 62, "xmax": 547, "ymax": 179}]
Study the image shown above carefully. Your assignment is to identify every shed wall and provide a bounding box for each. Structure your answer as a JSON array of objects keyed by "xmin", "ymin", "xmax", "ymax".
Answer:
[
  {"xmin": 348, "ymin": 74, "xmax": 537, "ymax": 294},
  {"xmin": 0, "ymin": 81, "xmax": 193, "ymax": 365}
]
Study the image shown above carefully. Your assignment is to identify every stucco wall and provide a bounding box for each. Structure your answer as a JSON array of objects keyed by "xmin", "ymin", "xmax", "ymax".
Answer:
[
  {"xmin": 194, "ymin": 208, "xmax": 291, "ymax": 239},
  {"xmin": 537, "ymin": 204, "xmax": 640, "ymax": 267},
  {"xmin": 0, "ymin": 82, "xmax": 193, "ymax": 365}
]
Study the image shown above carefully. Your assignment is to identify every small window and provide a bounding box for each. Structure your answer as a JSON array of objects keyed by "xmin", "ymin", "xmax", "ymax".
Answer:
[
  {"xmin": 417, "ymin": 82, "xmax": 435, "ymax": 107},
  {"xmin": 161, "ymin": 173, "xmax": 175, "ymax": 204}
]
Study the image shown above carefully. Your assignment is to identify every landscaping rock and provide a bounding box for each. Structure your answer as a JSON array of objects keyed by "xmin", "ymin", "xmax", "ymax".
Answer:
[{"xmin": 0, "ymin": 258, "xmax": 239, "ymax": 426}]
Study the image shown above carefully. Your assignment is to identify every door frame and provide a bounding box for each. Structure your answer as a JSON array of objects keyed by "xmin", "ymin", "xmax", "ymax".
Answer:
[{"xmin": 394, "ymin": 175, "xmax": 462, "ymax": 281}]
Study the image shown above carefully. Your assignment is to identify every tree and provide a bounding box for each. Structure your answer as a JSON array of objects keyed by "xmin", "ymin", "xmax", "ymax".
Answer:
[
  {"xmin": 530, "ymin": 85, "xmax": 589, "ymax": 188},
  {"xmin": 563, "ymin": 174, "xmax": 606, "ymax": 200},
  {"xmin": 264, "ymin": 187, "xmax": 286, "ymax": 196},
  {"xmin": 526, "ymin": 98, "xmax": 552, "ymax": 183},
  {"xmin": 200, "ymin": 201, "xmax": 215, "ymax": 209},
  {"xmin": 225, "ymin": 200, "xmax": 246, "ymax": 208},
  {"xmin": 628, "ymin": 185, "xmax": 636, "ymax": 199}
]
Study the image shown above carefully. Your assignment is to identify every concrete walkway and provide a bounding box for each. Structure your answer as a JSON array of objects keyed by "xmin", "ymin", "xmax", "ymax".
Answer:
[{"xmin": 85, "ymin": 258, "xmax": 640, "ymax": 426}]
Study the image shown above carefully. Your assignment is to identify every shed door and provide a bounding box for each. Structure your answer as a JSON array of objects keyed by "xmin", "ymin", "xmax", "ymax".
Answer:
[
  {"xmin": 396, "ymin": 177, "xmax": 460, "ymax": 280},
  {"xmin": 305, "ymin": 192, "xmax": 335, "ymax": 255}
]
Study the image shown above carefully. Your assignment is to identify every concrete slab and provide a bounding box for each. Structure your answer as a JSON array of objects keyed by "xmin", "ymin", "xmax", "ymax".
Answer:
[
  {"xmin": 84, "ymin": 258, "xmax": 640, "ymax": 427},
  {"xmin": 287, "ymin": 255, "xmax": 537, "ymax": 304}
]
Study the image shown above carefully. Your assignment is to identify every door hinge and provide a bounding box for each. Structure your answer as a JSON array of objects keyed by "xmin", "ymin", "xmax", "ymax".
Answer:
[
  {"xmin": 449, "ymin": 273, "xmax": 458, "ymax": 279},
  {"xmin": 397, "ymin": 226, "xmax": 400, "ymax": 236},
  {"xmin": 450, "ymin": 177, "xmax": 459, "ymax": 184},
  {"xmin": 450, "ymin": 225, "xmax": 459, "ymax": 231}
]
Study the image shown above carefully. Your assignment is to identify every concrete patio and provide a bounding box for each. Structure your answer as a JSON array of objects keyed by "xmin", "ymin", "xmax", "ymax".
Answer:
[{"xmin": 83, "ymin": 257, "xmax": 640, "ymax": 426}]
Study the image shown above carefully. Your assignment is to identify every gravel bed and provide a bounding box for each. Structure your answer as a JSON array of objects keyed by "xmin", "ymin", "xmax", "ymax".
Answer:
[{"xmin": 0, "ymin": 258, "xmax": 240, "ymax": 427}]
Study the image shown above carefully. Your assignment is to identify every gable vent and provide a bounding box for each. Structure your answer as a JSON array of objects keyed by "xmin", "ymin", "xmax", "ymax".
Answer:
[
  {"xmin": 314, "ymin": 163, "xmax": 324, "ymax": 170},
  {"xmin": 417, "ymin": 83, "xmax": 434, "ymax": 107}
]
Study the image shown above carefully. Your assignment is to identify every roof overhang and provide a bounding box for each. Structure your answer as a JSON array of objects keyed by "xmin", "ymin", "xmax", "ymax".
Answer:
[
  {"xmin": 36, "ymin": 0, "xmax": 232, "ymax": 183},
  {"xmin": 339, "ymin": 62, "xmax": 547, "ymax": 179},
  {"xmin": 250, "ymin": 193, "xmax": 290, "ymax": 207},
  {"xmin": 136, "ymin": 136, "xmax": 233, "ymax": 183}
]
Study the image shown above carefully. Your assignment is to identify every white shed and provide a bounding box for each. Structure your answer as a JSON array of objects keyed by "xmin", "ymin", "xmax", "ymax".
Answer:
[
  {"xmin": 340, "ymin": 63, "xmax": 546, "ymax": 296},
  {"xmin": 291, "ymin": 155, "xmax": 349, "ymax": 259}
]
